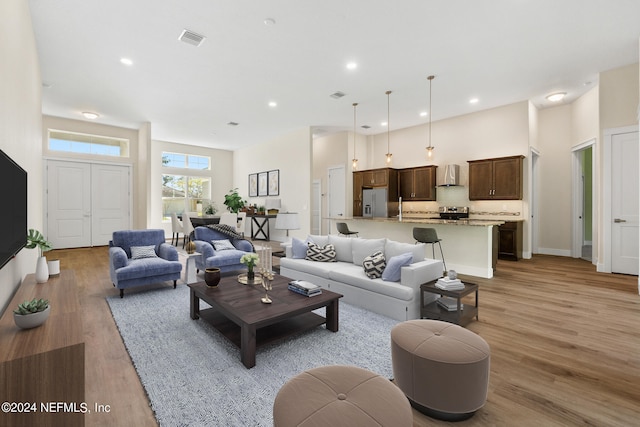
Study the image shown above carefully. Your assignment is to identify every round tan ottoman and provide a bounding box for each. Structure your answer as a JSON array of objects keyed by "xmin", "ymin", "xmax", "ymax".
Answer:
[
  {"xmin": 273, "ymin": 365, "xmax": 412, "ymax": 427},
  {"xmin": 391, "ymin": 320, "xmax": 490, "ymax": 421}
]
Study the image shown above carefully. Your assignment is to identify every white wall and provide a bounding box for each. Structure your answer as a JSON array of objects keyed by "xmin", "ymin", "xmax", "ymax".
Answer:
[
  {"xmin": 0, "ymin": 0, "xmax": 43, "ymax": 314},
  {"xmin": 234, "ymin": 127, "xmax": 312, "ymax": 241}
]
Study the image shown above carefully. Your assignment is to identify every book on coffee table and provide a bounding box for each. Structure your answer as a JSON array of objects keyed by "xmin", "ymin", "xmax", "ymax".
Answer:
[{"xmin": 288, "ymin": 280, "xmax": 322, "ymax": 296}]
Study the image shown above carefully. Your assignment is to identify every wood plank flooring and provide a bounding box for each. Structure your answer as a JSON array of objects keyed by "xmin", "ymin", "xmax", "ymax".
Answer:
[{"xmin": 48, "ymin": 246, "xmax": 639, "ymax": 427}]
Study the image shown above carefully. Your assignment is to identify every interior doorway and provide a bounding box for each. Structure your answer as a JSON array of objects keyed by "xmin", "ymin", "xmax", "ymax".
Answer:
[{"xmin": 572, "ymin": 140, "xmax": 595, "ymax": 263}]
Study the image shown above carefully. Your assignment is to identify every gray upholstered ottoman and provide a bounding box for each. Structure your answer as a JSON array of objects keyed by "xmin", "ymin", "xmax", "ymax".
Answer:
[
  {"xmin": 391, "ymin": 319, "xmax": 490, "ymax": 421},
  {"xmin": 273, "ymin": 365, "xmax": 412, "ymax": 427}
]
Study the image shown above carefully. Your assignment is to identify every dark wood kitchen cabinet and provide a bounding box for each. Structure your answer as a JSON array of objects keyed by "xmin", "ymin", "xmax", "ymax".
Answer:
[
  {"xmin": 498, "ymin": 221, "xmax": 523, "ymax": 261},
  {"xmin": 353, "ymin": 168, "xmax": 399, "ymax": 217},
  {"xmin": 399, "ymin": 166, "xmax": 437, "ymax": 201},
  {"xmin": 468, "ymin": 155, "xmax": 524, "ymax": 200}
]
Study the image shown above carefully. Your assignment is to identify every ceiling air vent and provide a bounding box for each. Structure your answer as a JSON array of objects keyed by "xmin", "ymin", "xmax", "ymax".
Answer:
[
  {"xmin": 329, "ymin": 91, "xmax": 346, "ymax": 99},
  {"xmin": 178, "ymin": 29, "xmax": 206, "ymax": 47},
  {"xmin": 227, "ymin": 121, "xmax": 239, "ymax": 126},
  {"xmin": 361, "ymin": 125, "xmax": 371, "ymax": 129}
]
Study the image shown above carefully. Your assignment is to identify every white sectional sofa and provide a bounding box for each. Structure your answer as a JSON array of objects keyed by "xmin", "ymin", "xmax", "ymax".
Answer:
[{"xmin": 280, "ymin": 235, "xmax": 444, "ymax": 321}]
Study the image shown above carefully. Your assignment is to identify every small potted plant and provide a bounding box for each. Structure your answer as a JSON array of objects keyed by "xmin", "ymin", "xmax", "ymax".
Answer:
[
  {"xmin": 26, "ymin": 229, "xmax": 52, "ymax": 283},
  {"xmin": 204, "ymin": 202, "xmax": 217, "ymax": 216},
  {"xmin": 13, "ymin": 298, "xmax": 50, "ymax": 329}
]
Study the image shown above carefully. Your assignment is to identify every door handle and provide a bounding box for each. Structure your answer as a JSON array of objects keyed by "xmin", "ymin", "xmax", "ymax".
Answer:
[{"xmin": 614, "ymin": 218, "xmax": 626, "ymax": 223}]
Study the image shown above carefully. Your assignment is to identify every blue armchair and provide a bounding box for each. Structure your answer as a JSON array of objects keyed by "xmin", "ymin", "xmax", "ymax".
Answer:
[
  {"xmin": 109, "ymin": 229, "xmax": 182, "ymax": 298},
  {"xmin": 193, "ymin": 226, "xmax": 254, "ymax": 274}
]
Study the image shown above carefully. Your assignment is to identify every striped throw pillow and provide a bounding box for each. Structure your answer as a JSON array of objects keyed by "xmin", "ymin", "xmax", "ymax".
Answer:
[
  {"xmin": 363, "ymin": 251, "xmax": 386, "ymax": 279},
  {"xmin": 305, "ymin": 243, "xmax": 337, "ymax": 262}
]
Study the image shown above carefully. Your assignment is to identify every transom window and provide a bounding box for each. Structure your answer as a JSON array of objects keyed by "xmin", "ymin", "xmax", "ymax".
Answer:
[
  {"xmin": 49, "ymin": 130, "xmax": 129, "ymax": 157},
  {"xmin": 162, "ymin": 152, "xmax": 210, "ymax": 170}
]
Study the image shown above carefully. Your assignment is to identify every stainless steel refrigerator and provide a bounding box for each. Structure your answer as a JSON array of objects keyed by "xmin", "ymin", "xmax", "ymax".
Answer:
[{"xmin": 362, "ymin": 188, "xmax": 388, "ymax": 217}]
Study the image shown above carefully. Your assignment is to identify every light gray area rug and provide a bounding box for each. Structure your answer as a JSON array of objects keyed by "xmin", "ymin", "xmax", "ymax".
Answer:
[{"xmin": 107, "ymin": 284, "xmax": 401, "ymax": 427}]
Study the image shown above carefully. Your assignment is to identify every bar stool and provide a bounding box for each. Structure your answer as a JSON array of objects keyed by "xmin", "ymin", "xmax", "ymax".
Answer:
[
  {"xmin": 336, "ymin": 222, "xmax": 358, "ymax": 237},
  {"xmin": 413, "ymin": 227, "xmax": 446, "ymax": 272}
]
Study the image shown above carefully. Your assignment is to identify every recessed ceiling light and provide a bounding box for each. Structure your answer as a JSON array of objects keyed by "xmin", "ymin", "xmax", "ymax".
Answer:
[
  {"xmin": 469, "ymin": 98, "xmax": 479, "ymax": 104},
  {"xmin": 268, "ymin": 101, "xmax": 277, "ymax": 108},
  {"xmin": 546, "ymin": 92, "xmax": 566, "ymax": 102},
  {"xmin": 381, "ymin": 121, "xmax": 388, "ymax": 127},
  {"xmin": 120, "ymin": 57, "xmax": 133, "ymax": 66},
  {"xmin": 420, "ymin": 111, "xmax": 428, "ymax": 117},
  {"xmin": 82, "ymin": 112, "xmax": 99, "ymax": 120},
  {"xmin": 346, "ymin": 62, "xmax": 357, "ymax": 70}
]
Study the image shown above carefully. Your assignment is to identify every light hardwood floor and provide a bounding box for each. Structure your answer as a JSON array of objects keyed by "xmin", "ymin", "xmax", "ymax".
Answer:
[{"xmin": 49, "ymin": 246, "xmax": 639, "ymax": 427}]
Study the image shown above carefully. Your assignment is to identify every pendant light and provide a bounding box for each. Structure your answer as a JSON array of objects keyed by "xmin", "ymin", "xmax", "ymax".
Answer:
[
  {"xmin": 352, "ymin": 102, "xmax": 358, "ymax": 170},
  {"xmin": 426, "ymin": 75, "xmax": 435, "ymax": 159},
  {"xmin": 385, "ymin": 90, "xmax": 392, "ymax": 164}
]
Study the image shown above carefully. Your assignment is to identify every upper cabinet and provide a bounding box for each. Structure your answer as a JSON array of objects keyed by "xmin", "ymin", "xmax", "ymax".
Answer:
[
  {"xmin": 399, "ymin": 166, "xmax": 437, "ymax": 201},
  {"xmin": 468, "ymin": 155, "xmax": 524, "ymax": 200},
  {"xmin": 361, "ymin": 169, "xmax": 389, "ymax": 187},
  {"xmin": 353, "ymin": 168, "xmax": 399, "ymax": 217}
]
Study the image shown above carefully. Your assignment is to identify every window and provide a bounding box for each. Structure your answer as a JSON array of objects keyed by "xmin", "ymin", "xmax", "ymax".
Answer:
[
  {"xmin": 162, "ymin": 174, "xmax": 211, "ymax": 221},
  {"xmin": 49, "ymin": 130, "xmax": 129, "ymax": 157},
  {"xmin": 162, "ymin": 152, "xmax": 210, "ymax": 170}
]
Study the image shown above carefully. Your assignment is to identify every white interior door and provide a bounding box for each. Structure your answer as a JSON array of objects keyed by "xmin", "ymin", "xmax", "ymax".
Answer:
[
  {"xmin": 311, "ymin": 179, "xmax": 321, "ymax": 235},
  {"xmin": 47, "ymin": 160, "xmax": 92, "ymax": 248},
  {"xmin": 327, "ymin": 165, "xmax": 346, "ymax": 226},
  {"xmin": 91, "ymin": 163, "xmax": 131, "ymax": 246},
  {"xmin": 611, "ymin": 131, "xmax": 639, "ymax": 275}
]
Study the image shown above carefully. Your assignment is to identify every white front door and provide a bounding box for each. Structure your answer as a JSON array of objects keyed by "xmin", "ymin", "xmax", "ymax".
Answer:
[
  {"xmin": 91, "ymin": 163, "xmax": 131, "ymax": 246},
  {"xmin": 46, "ymin": 160, "xmax": 131, "ymax": 248},
  {"xmin": 47, "ymin": 160, "xmax": 92, "ymax": 248},
  {"xmin": 611, "ymin": 131, "xmax": 639, "ymax": 275}
]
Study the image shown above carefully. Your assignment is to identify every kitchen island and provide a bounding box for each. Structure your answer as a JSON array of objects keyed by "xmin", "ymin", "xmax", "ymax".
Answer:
[{"xmin": 332, "ymin": 217, "xmax": 504, "ymax": 278}]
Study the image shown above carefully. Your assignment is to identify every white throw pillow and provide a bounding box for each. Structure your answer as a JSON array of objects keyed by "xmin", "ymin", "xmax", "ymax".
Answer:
[
  {"xmin": 385, "ymin": 239, "xmax": 425, "ymax": 263},
  {"xmin": 351, "ymin": 238, "xmax": 386, "ymax": 266},
  {"xmin": 130, "ymin": 245, "xmax": 157, "ymax": 259},
  {"xmin": 328, "ymin": 235, "xmax": 354, "ymax": 263}
]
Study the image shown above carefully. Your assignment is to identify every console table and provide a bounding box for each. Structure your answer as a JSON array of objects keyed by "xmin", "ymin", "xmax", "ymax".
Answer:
[
  {"xmin": 248, "ymin": 214, "xmax": 277, "ymax": 240},
  {"xmin": 0, "ymin": 270, "xmax": 85, "ymax": 427}
]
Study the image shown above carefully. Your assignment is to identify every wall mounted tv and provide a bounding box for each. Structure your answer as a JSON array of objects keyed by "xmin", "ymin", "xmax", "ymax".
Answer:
[{"xmin": 0, "ymin": 150, "xmax": 27, "ymax": 270}]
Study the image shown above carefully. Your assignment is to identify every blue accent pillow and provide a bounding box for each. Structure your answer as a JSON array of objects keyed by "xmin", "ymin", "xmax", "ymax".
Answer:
[
  {"xmin": 382, "ymin": 252, "xmax": 413, "ymax": 282},
  {"xmin": 292, "ymin": 237, "xmax": 310, "ymax": 259}
]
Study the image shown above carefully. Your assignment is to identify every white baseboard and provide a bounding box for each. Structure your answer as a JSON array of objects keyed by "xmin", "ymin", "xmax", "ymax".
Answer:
[{"xmin": 537, "ymin": 247, "xmax": 572, "ymax": 257}]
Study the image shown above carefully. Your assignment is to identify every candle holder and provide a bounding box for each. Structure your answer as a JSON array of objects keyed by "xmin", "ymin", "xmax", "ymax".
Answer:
[{"xmin": 260, "ymin": 268, "xmax": 274, "ymax": 304}]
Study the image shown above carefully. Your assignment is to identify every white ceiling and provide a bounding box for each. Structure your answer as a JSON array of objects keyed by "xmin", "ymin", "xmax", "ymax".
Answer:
[{"xmin": 29, "ymin": 0, "xmax": 640, "ymax": 151}]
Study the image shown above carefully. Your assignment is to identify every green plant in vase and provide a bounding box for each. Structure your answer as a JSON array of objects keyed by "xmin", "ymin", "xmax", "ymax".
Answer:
[
  {"xmin": 26, "ymin": 229, "xmax": 53, "ymax": 283},
  {"xmin": 223, "ymin": 188, "xmax": 246, "ymax": 214}
]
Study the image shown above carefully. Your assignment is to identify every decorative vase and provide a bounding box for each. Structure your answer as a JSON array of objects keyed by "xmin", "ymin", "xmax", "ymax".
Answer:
[
  {"xmin": 35, "ymin": 256, "xmax": 49, "ymax": 283},
  {"xmin": 247, "ymin": 266, "xmax": 255, "ymax": 281},
  {"xmin": 14, "ymin": 306, "xmax": 51, "ymax": 329},
  {"xmin": 47, "ymin": 259, "xmax": 61, "ymax": 277},
  {"xmin": 186, "ymin": 240, "xmax": 196, "ymax": 254},
  {"xmin": 204, "ymin": 268, "xmax": 221, "ymax": 288}
]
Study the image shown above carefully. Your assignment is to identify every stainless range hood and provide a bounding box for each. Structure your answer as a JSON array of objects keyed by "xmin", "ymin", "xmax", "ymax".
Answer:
[{"xmin": 439, "ymin": 164, "xmax": 460, "ymax": 186}]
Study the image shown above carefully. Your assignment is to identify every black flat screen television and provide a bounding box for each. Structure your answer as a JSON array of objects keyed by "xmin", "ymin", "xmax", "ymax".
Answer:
[{"xmin": 0, "ymin": 149, "xmax": 27, "ymax": 270}]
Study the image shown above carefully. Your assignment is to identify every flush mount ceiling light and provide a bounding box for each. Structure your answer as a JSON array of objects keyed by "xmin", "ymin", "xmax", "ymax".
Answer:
[
  {"xmin": 425, "ymin": 75, "xmax": 435, "ymax": 159},
  {"xmin": 546, "ymin": 92, "xmax": 566, "ymax": 102},
  {"xmin": 352, "ymin": 102, "xmax": 359, "ymax": 170},
  {"xmin": 120, "ymin": 57, "xmax": 133, "ymax": 66},
  {"xmin": 385, "ymin": 90, "xmax": 392, "ymax": 164},
  {"xmin": 82, "ymin": 112, "xmax": 99, "ymax": 120}
]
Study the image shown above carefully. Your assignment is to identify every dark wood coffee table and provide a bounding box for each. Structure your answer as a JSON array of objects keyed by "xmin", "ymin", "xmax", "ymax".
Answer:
[{"xmin": 188, "ymin": 274, "xmax": 342, "ymax": 368}]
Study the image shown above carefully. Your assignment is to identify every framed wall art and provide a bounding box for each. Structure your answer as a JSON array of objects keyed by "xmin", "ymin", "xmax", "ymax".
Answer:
[
  {"xmin": 248, "ymin": 173, "xmax": 258, "ymax": 197},
  {"xmin": 258, "ymin": 172, "xmax": 268, "ymax": 196},
  {"xmin": 268, "ymin": 169, "xmax": 279, "ymax": 196}
]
